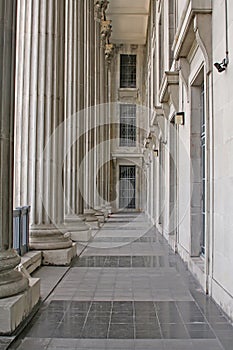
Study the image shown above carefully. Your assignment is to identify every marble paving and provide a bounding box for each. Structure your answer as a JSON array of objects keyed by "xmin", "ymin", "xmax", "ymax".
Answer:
[{"xmin": 9, "ymin": 213, "xmax": 233, "ymax": 350}]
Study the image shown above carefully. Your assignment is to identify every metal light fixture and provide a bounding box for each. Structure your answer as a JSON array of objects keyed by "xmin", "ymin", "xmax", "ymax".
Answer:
[
  {"xmin": 152, "ymin": 144, "xmax": 159, "ymax": 157},
  {"xmin": 175, "ymin": 112, "xmax": 185, "ymax": 125},
  {"xmin": 214, "ymin": 0, "xmax": 229, "ymax": 73},
  {"xmin": 214, "ymin": 57, "xmax": 229, "ymax": 72}
]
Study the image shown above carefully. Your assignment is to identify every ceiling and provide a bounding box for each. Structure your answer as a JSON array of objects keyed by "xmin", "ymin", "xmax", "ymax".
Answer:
[{"xmin": 106, "ymin": 0, "xmax": 151, "ymax": 45}]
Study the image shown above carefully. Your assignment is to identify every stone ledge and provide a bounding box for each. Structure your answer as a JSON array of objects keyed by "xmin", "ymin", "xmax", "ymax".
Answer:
[
  {"xmin": 41, "ymin": 243, "xmax": 77, "ymax": 266},
  {"xmin": 118, "ymin": 88, "xmax": 138, "ymax": 101},
  {"xmin": 0, "ymin": 278, "xmax": 40, "ymax": 335},
  {"xmin": 20, "ymin": 251, "xmax": 42, "ymax": 274}
]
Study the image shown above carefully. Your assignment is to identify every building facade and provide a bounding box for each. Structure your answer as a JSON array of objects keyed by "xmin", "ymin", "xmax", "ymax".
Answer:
[
  {"xmin": 141, "ymin": 0, "xmax": 233, "ymax": 321},
  {"xmin": 1, "ymin": 0, "xmax": 233, "ymax": 335}
]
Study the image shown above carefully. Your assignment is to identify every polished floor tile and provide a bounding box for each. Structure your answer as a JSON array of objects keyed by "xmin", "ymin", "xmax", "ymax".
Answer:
[{"xmin": 8, "ymin": 213, "xmax": 233, "ymax": 350}]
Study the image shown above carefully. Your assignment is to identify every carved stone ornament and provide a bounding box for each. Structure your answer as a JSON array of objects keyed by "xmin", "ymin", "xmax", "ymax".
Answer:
[
  {"xmin": 105, "ymin": 43, "xmax": 114, "ymax": 64},
  {"xmin": 101, "ymin": 20, "xmax": 112, "ymax": 44},
  {"xmin": 95, "ymin": 0, "xmax": 109, "ymax": 21}
]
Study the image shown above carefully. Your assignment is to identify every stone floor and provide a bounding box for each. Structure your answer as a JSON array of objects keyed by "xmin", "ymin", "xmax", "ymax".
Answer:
[{"xmin": 9, "ymin": 213, "xmax": 233, "ymax": 349}]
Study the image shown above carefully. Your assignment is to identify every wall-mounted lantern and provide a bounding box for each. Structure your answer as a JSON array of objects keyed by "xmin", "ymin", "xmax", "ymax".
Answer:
[
  {"xmin": 175, "ymin": 112, "xmax": 185, "ymax": 125},
  {"xmin": 152, "ymin": 144, "xmax": 159, "ymax": 157}
]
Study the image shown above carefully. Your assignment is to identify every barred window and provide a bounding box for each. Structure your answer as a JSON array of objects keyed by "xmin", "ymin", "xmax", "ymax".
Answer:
[
  {"xmin": 120, "ymin": 54, "xmax": 136, "ymax": 88},
  {"xmin": 119, "ymin": 165, "xmax": 136, "ymax": 209},
  {"xmin": 120, "ymin": 104, "xmax": 136, "ymax": 147}
]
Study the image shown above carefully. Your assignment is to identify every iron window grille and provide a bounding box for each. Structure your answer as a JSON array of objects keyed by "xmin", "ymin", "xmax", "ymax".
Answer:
[
  {"xmin": 120, "ymin": 54, "xmax": 136, "ymax": 88},
  {"xmin": 120, "ymin": 104, "xmax": 136, "ymax": 147},
  {"xmin": 119, "ymin": 165, "xmax": 136, "ymax": 209}
]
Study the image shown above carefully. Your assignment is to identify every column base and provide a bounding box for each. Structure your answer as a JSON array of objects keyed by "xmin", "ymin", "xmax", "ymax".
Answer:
[
  {"xmin": 65, "ymin": 215, "xmax": 92, "ymax": 242},
  {"xmin": 84, "ymin": 209, "xmax": 100, "ymax": 229},
  {"xmin": 29, "ymin": 226, "xmax": 73, "ymax": 250},
  {"xmin": 42, "ymin": 243, "xmax": 77, "ymax": 266},
  {"xmin": 94, "ymin": 207, "xmax": 105, "ymax": 223},
  {"xmin": 0, "ymin": 250, "xmax": 29, "ymax": 299},
  {"xmin": 21, "ymin": 251, "xmax": 42, "ymax": 275},
  {"xmin": 101, "ymin": 204, "xmax": 111, "ymax": 218},
  {"xmin": 105, "ymin": 204, "xmax": 112, "ymax": 216},
  {"xmin": 0, "ymin": 277, "xmax": 40, "ymax": 335}
]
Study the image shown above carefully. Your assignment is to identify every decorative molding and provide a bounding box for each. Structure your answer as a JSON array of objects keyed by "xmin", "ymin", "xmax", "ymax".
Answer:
[
  {"xmin": 94, "ymin": 0, "xmax": 109, "ymax": 22},
  {"xmin": 159, "ymin": 71, "xmax": 179, "ymax": 112},
  {"xmin": 111, "ymin": 152, "xmax": 143, "ymax": 159},
  {"xmin": 105, "ymin": 43, "xmax": 114, "ymax": 64},
  {"xmin": 172, "ymin": 0, "xmax": 212, "ymax": 63},
  {"xmin": 94, "ymin": 1, "xmax": 102, "ymax": 21},
  {"xmin": 152, "ymin": 106, "xmax": 166, "ymax": 144},
  {"xmin": 194, "ymin": 13, "xmax": 212, "ymax": 73},
  {"xmin": 100, "ymin": 20, "xmax": 112, "ymax": 45},
  {"xmin": 179, "ymin": 57, "xmax": 190, "ymax": 102}
]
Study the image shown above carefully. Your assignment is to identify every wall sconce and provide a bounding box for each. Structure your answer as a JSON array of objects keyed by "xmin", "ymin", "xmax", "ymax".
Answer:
[
  {"xmin": 175, "ymin": 112, "xmax": 185, "ymax": 125},
  {"xmin": 152, "ymin": 144, "xmax": 159, "ymax": 157}
]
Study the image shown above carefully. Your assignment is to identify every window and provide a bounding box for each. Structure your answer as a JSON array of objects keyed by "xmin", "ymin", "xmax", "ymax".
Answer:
[
  {"xmin": 120, "ymin": 104, "xmax": 136, "ymax": 147},
  {"xmin": 119, "ymin": 166, "xmax": 136, "ymax": 209},
  {"xmin": 120, "ymin": 54, "xmax": 136, "ymax": 88}
]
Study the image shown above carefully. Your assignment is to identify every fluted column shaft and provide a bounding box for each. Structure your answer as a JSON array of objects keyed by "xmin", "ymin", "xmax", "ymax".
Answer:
[
  {"xmin": 98, "ymin": 45, "xmax": 107, "ymax": 206},
  {"xmin": 63, "ymin": 0, "xmax": 91, "ymax": 239},
  {"xmin": 94, "ymin": 17, "xmax": 101, "ymax": 208},
  {"xmin": 88, "ymin": 0, "xmax": 96, "ymax": 210},
  {"xmin": 64, "ymin": 0, "xmax": 73, "ymax": 217},
  {"xmin": 14, "ymin": 0, "xmax": 72, "ymax": 251},
  {"xmin": 0, "ymin": 0, "xmax": 29, "ymax": 298},
  {"xmin": 82, "ymin": 0, "xmax": 100, "ymax": 227}
]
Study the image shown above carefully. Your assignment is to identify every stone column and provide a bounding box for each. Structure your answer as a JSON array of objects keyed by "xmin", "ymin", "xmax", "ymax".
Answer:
[
  {"xmin": 83, "ymin": 0, "xmax": 100, "ymax": 228},
  {"xmin": 98, "ymin": 44, "xmax": 111, "ymax": 216},
  {"xmin": 94, "ymin": 16, "xmax": 101, "ymax": 210},
  {"xmin": 64, "ymin": 0, "xmax": 91, "ymax": 242},
  {"xmin": 0, "ymin": 0, "xmax": 29, "ymax": 298},
  {"xmin": 14, "ymin": 0, "xmax": 74, "ymax": 265},
  {"xmin": 105, "ymin": 65, "xmax": 112, "ymax": 214},
  {"xmin": 29, "ymin": 0, "xmax": 73, "ymax": 251},
  {"xmin": 98, "ymin": 46, "xmax": 106, "ymax": 208},
  {"xmin": 93, "ymin": 11, "xmax": 107, "ymax": 220}
]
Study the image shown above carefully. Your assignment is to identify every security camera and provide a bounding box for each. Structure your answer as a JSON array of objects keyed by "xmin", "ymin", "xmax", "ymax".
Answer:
[
  {"xmin": 214, "ymin": 62, "xmax": 226, "ymax": 72},
  {"xmin": 214, "ymin": 57, "xmax": 229, "ymax": 73}
]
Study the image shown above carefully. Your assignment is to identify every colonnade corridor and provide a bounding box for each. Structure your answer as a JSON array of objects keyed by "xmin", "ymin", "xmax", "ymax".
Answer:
[{"xmin": 9, "ymin": 213, "xmax": 233, "ymax": 350}]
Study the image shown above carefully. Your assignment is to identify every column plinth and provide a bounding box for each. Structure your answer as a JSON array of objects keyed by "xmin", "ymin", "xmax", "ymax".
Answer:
[
  {"xmin": 84, "ymin": 209, "xmax": 100, "ymax": 229},
  {"xmin": 65, "ymin": 215, "xmax": 92, "ymax": 242},
  {"xmin": 0, "ymin": 250, "xmax": 29, "ymax": 299},
  {"xmin": 30, "ymin": 227, "xmax": 72, "ymax": 250}
]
